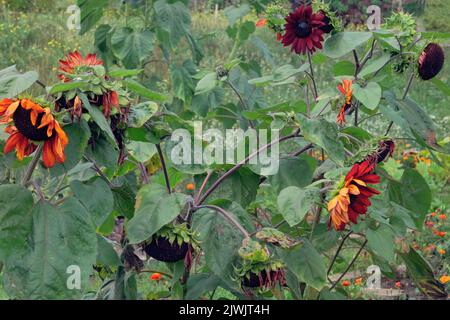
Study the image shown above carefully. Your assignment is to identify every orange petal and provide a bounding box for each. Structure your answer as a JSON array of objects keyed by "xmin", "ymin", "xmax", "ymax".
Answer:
[{"xmin": 42, "ymin": 141, "xmax": 56, "ymax": 168}]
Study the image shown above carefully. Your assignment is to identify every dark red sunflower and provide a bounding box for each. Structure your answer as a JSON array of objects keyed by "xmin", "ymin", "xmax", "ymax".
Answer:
[
  {"xmin": 418, "ymin": 43, "xmax": 445, "ymax": 81},
  {"xmin": 327, "ymin": 160, "xmax": 380, "ymax": 230},
  {"xmin": 281, "ymin": 5, "xmax": 326, "ymax": 55},
  {"xmin": 58, "ymin": 51, "xmax": 103, "ymax": 82},
  {"xmin": 0, "ymin": 98, "xmax": 69, "ymax": 168}
]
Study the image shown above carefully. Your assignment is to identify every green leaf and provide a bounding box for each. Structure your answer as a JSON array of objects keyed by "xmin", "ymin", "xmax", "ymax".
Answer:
[
  {"xmin": 352, "ymin": 82, "xmax": 382, "ymax": 110},
  {"xmin": 127, "ymin": 141, "xmax": 157, "ymax": 162},
  {"xmin": 299, "ymin": 117, "xmax": 346, "ymax": 165},
  {"xmin": 97, "ymin": 235, "xmax": 121, "ymax": 267},
  {"xmin": 128, "ymin": 101, "xmax": 158, "ymax": 128},
  {"xmin": 366, "ymin": 225, "xmax": 395, "ymax": 262},
  {"xmin": 154, "ymin": 0, "xmax": 190, "ymax": 47},
  {"xmin": 124, "ymin": 79, "xmax": 167, "ymax": 102},
  {"xmin": 192, "ymin": 207, "xmax": 244, "ymax": 278},
  {"xmin": 108, "ymin": 68, "xmax": 143, "ymax": 78},
  {"xmin": 268, "ymin": 157, "xmax": 315, "ymax": 193},
  {"xmin": 111, "ymin": 28, "xmax": 154, "ymax": 69},
  {"xmin": 323, "ymin": 32, "xmax": 373, "ymax": 59},
  {"xmin": 78, "ymin": 92, "xmax": 117, "ymax": 146},
  {"xmin": 170, "ymin": 62, "xmax": 195, "ymax": 103},
  {"xmin": 333, "ymin": 61, "xmax": 355, "ymax": 76},
  {"xmin": 223, "ymin": 4, "xmax": 251, "ymax": 25},
  {"xmin": 26, "ymin": 199, "xmax": 97, "ymax": 299},
  {"xmin": 431, "ymin": 78, "xmax": 450, "ymax": 96},
  {"xmin": 127, "ymin": 184, "xmax": 187, "ymax": 244},
  {"xmin": 0, "ymin": 185, "xmax": 34, "ymax": 261},
  {"xmin": 389, "ymin": 169, "xmax": 431, "ymax": 229},
  {"xmin": 194, "ymin": 72, "xmax": 217, "ymax": 96},
  {"xmin": 278, "ymin": 240, "xmax": 327, "ymax": 291},
  {"xmin": 399, "ymin": 247, "xmax": 447, "ymax": 298},
  {"xmin": 277, "ymin": 186, "xmax": 319, "ymax": 227},
  {"xmin": 49, "ymin": 81, "xmax": 89, "ymax": 94},
  {"xmin": 358, "ymin": 54, "xmax": 391, "ymax": 78},
  {"xmin": 112, "ymin": 181, "xmax": 136, "ymax": 220},
  {"xmin": 0, "ymin": 66, "xmax": 38, "ymax": 99},
  {"xmin": 78, "ymin": 0, "xmax": 109, "ymax": 35},
  {"xmin": 70, "ymin": 178, "xmax": 114, "ymax": 227},
  {"xmin": 185, "ymin": 273, "xmax": 221, "ymax": 300},
  {"xmin": 248, "ymin": 64, "xmax": 309, "ymax": 87}
]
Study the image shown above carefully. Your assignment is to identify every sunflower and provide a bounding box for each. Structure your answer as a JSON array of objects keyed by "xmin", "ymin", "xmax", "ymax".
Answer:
[
  {"xmin": 58, "ymin": 51, "xmax": 103, "ymax": 82},
  {"xmin": 336, "ymin": 79, "xmax": 353, "ymax": 125},
  {"xmin": 0, "ymin": 98, "xmax": 69, "ymax": 168},
  {"xmin": 57, "ymin": 51, "xmax": 120, "ymax": 118},
  {"xmin": 281, "ymin": 5, "xmax": 326, "ymax": 55},
  {"xmin": 327, "ymin": 160, "xmax": 380, "ymax": 230},
  {"xmin": 418, "ymin": 43, "xmax": 445, "ymax": 81},
  {"xmin": 368, "ymin": 139, "xmax": 395, "ymax": 164}
]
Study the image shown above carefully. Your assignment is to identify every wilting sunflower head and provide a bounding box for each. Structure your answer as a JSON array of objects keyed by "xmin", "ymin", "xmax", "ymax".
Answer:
[
  {"xmin": 59, "ymin": 51, "xmax": 104, "ymax": 82},
  {"xmin": 418, "ymin": 43, "xmax": 445, "ymax": 81},
  {"xmin": 327, "ymin": 160, "xmax": 380, "ymax": 230},
  {"xmin": 336, "ymin": 79, "xmax": 353, "ymax": 125},
  {"xmin": 0, "ymin": 98, "xmax": 69, "ymax": 168},
  {"xmin": 383, "ymin": 11, "xmax": 417, "ymax": 48},
  {"xmin": 312, "ymin": 0, "xmax": 341, "ymax": 33},
  {"xmin": 281, "ymin": 4, "xmax": 326, "ymax": 55}
]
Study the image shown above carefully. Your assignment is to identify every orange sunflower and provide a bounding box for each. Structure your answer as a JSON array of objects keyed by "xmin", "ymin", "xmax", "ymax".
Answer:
[
  {"xmin": 336, "ymin": 79, "xmax": 353, "ymax": 125},
  {"xmin": 58, "ymin": 51, "xmax": 103, "ymax": 82},
  {"xmin": 0, "ymin": 98, "xmax": 69, "ymax": 168},
  {"xmin": 327, "ymin": 160, "xmax": 380, "ymax": 230}
]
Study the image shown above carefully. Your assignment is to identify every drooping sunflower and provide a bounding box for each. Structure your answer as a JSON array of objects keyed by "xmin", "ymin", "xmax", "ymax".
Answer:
[
  {"xmin": 327, "ymin": 160, "xmax": 380, "ymax": 230},
  {"xmin": 58, "ymin": 51, "xmax": 104, "ymax": 82},
  {"xmin": 281, "ymin": 5, "xmax": 326, "ymax": 55},
  {"xmin": 0, "ymin": 98, "xmax": 69, "ymax": 168},
  {"xmin": 336, "ymin": 79, "xmax": 353, "ymax": 125},
  {"xmin": 57, "ymin": 51, "xmax": 120, "ymax": 118},
  {"xmin": 418, "ymin": 43, "xmax": 445, "ymax": 81}
]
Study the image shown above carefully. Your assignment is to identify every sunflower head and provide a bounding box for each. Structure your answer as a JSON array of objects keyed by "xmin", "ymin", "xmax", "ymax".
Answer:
[
  {"xmin": 336, "ymin": 79, "xmax": 353, "ymax": 125},
  {"xmin": 418, "ymin": 43, "xmax": 445, "ymax": 81},
  {"xmin": 58, "ymin": 51, "xmax": 104, "ymax": 82},
  {"xmin": 281, "ymin": 5, "xmax": 326, "ymax": 55},
  {"xmin": 0, "ymin": 98, "xmax": 69, "ymax": 168},
  {"xmin": 327, "ymin": 160, "xmax": 380, "ymax": 230}
]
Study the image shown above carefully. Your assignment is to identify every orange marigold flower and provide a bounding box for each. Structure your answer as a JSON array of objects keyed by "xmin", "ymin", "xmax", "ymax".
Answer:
[
  {"xmin": 327, "ymin": 160, "xmax": 380, "ymax": 230},
  {"xmin": 431, "ymin": 212, "xmax": 437, "ymax": 217},
  {"xmin": 58, "ymin": 51, "xmax": 103, "ymax": 82},
  {"xmin": 0, "ymin": 98, "xmax": 68, "ymax": 168},
  {"xmin": 342, "ymin": 280, "xmax": 350, "ymax": 287},
  {"xmin": 150, "ymin": 273, "xmax": 162, "ymax": 281},
  {"xmin": 437, "ymin": 231, "xmax": 446, "ymax": 237},
  {"xmin": 355, "ymin": 277, "xmax": 363, "ymax": 286},
  {"xmin": 186, "ymin": 183, "xmax": 195, "ymax": 191},
  {"xmin": 438, "ymin": 214, "xmax": 447, "ymax": 220},
  {"xmin": 336, "ymin": 79, "xmax": 353, "ymax": 125},
  {"xmin": 439, "ymin": 275, "xmax": 450, "ymax": 284},
  {"xmin": 438, "ymin": 249, "xmax": 446, "ymax": 255},
  {"xmin": 395, "ymin": 281, "xmax": 401, "ymax": 289},
  {"xmin": 256, "ymin": 18, "xmax": 267, "ymax": 27}
]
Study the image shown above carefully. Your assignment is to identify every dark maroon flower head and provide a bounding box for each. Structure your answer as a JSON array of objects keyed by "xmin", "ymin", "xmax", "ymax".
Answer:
[
  {"xmin": 318, "ymin": 10, "xmax": 334, "ymax": 34},
  {"xmin": 281, "ymin": 5, "xmax": 326, "ymax": 55},
  {"xmin": 375, "ymin": 140, "xmax": 395, "ymax": 164},
  {"xmin": 418, "ymin": 43, "xmax": 445, "ymax": 80}
]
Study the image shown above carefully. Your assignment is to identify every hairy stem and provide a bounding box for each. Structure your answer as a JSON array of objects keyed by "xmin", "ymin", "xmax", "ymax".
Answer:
[
  {"xmin": 22, "ymin": 144, "xmax": 43, "ymax": 186},
  {"xmin": 307, "ymin": 51, "xmax": 318, "ymax": 99},
  {"xmin": 329, "ymin": 239, "xmax": 367, "ymax": 291},
  {"xmin": 194, "ymin": 204, "xmax": 249, "ymax": 238},
  {"xmin": 196, "ymin": 129, "xmax": 301, "ymax": 205},
  {"xmin": 156, "ymin": 143, "xmax": 171, "ymax": 193}
]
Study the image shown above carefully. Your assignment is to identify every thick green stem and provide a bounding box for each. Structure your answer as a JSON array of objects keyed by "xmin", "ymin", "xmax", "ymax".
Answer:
[{"xmin": 22, "ymin": 144, "xmax": 43, "ymax": 186}]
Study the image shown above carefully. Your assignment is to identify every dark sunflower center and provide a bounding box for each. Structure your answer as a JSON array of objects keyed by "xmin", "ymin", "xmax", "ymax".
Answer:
[
  {"xmin": 12, "ymin": 105, "xmax": 51, "ymax": 141},
  {"xmin": 295, "ymin": 20, "xmax": 311, "ymax": 38}
]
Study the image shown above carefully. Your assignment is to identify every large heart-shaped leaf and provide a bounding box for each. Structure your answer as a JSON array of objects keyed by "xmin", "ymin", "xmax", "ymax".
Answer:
[
  {"xmin": 352, "ymin": 82, "xmax": 382, "ymax": 110},
  {"xmin": 277, "ymin": 186, "xmax": 319, "ymax": 227},
  {"xmin": 111, "ymin": 27, "xmax": 154, "ymax": 68},
  {"xmin": 127, "ymin": 184, "xmax": 187, "ymax": 244},
  {"xmin": 324, "ymin": 32, "xmax": 373, "ymax": 58}
]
